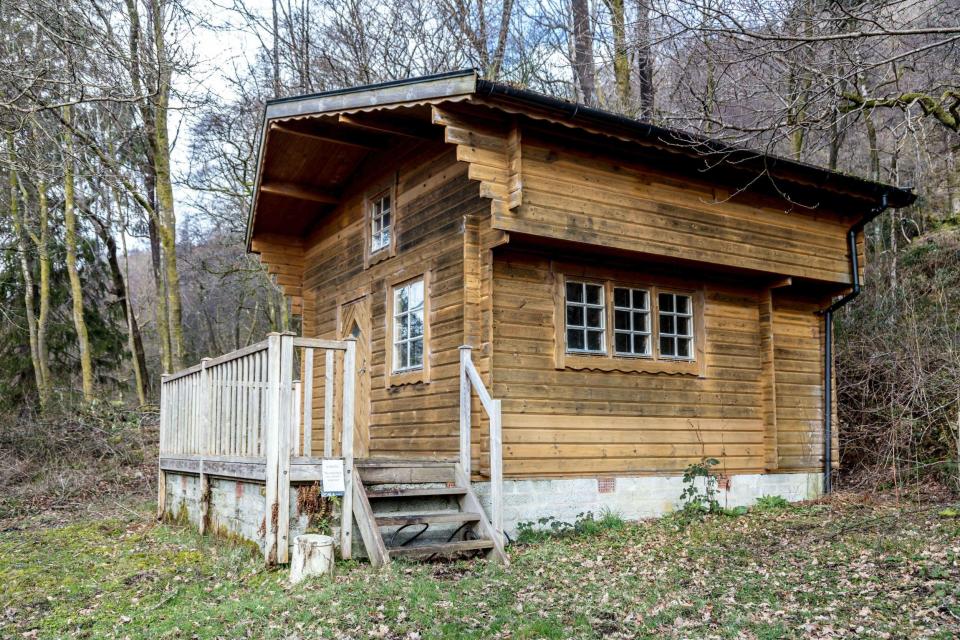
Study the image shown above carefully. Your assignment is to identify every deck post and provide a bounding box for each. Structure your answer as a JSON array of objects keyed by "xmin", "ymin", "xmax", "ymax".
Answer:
[
  {"xmin": 489, "ymin": 398, "xmax": 504, "ymax": 547},
  {"xmin": 276, "ymin": 332, "xmax": 295, "ymax": 564},
  {"xmin": 157, "ymin": 373, "xmax": 170, "ymax": 520},
  {"xmin": 198, "ymin": 358, "xmax": 211, "ymax": 535},
  {"xmin": 340, "ymin": 338, "xmax": 357, "ymax": 559},
  {"xmin": 459, "ymin": 346, "xmax": 472, "ymax": 480},
  {"xmin": 263, "ymin": 333, "xmax": 282, "ymax": 565}
]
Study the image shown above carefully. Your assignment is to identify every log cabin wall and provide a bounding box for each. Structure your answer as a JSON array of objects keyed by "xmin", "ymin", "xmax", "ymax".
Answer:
[
  {"xmin": 300, "ymin": 144, "xmax": 489, "ymax": 460},
  {"xmin": 490, "ymin": 247, "xmax": 833, "ymax": 478},
  {"xmin": 506, "ymin": 130, "xmax": 858, "ymax": 284},
  {"xmin": 255, "ymin": 102, "xmax": 856, "ymax": 479}
]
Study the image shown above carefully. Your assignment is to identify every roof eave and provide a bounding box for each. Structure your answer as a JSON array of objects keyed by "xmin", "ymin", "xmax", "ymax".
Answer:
[{"xmin": 245, "ymin": 70, "xmax": 480, "ymax": 250}]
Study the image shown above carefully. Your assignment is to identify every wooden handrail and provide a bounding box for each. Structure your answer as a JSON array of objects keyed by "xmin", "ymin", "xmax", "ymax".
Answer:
[{"xmin": 458, "ymin": 345, "xmax": 504, "ymax": 546}]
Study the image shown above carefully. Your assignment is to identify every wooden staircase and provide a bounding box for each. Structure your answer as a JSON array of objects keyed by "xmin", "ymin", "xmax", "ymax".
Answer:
[{"xmin": 351, "ymin": 459, "xmax": 508, "ymax": 566}]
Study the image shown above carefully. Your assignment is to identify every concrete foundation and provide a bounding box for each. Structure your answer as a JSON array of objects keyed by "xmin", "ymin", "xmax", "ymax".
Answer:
[
  {"xmin": 163, "ymin": 470, "xmax": 821, "ymax": 557},
  {"xmin": 162, "ymin": 473, "xmax": 330, "ymax": 556},
  {"xmin": 472, "ymin": 472, "xmax": 823, "ymax": 537}
]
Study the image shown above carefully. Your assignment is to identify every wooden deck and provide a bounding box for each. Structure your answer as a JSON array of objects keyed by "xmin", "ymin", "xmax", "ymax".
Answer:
[{"xmin": 158, "ymin": 335, "xmax": 504, "ymax": 566}]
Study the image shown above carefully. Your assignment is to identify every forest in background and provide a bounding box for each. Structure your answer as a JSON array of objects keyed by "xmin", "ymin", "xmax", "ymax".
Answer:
[{"xmin": 1, "ymin": 0, "xmax": 959, "ymax": 494}]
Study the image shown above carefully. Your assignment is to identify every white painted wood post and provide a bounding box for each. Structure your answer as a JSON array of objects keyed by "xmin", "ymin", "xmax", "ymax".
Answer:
[
  {"xmin": 292, "ymin": 380, "xmax": 302, "ymax": 457},
  {"xmin": 198, "ymin": 358, "xmax": 211, "ymax": 535},
  {"xmin": 263, "ymin": 333, "xmax": 281, "ymax": 565},
  {"xmin": 323, "ymin": 349, "xmax": 334, "ymax": 458},
  {"xmin": 303, "ymin": 348, "xmax": 314, "ymax": 457},
  {"xmin": 459, "ymin": 345, "xmax": 472, "ymax": 480},
  {"xmin": 340, "ymin": 338, "xmax": 357, "ymax": 559},
  {"xmin": 276, "ymin": 332, "xmax": 295, "ymax": 564},
  {"xmin": 489, "ymin": 398, "xmax": 504, "ymax": 547},
  {"xmin": 157, "ymin": 374, "xmax": 170, "ymax": 520}
]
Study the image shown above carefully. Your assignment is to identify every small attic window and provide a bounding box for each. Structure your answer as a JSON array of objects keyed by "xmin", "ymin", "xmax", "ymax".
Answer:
[{"xmin": 370, "ymin": 192, "xmax": 391, "ymax": 253}]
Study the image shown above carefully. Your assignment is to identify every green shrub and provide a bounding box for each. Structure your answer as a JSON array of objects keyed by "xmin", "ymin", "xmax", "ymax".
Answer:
[
  {"xmin": 674, "ymin": 458, "xmax": 722, "ymax": 525},
  {"xmin": 754, "ymin": 495, "xmax": 791, "ymax": 511}
]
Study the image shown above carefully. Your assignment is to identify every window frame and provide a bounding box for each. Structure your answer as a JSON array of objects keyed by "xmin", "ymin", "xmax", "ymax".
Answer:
[
  {"xmin": 363, "ymin": 178, "xmax": 398, "ymax": 269},
  {"xmin": 612, "ymin": 286, "xmax": 652, "ymax": 357},
  {"xmin": 553, "ymin": 271, "xmax": 704, "ymax": 376},
  {"xmin": 564, "ymin": 280, "xmax": 607, "ymax": 354},
  {"xmin": 656, "ymin": 290, "xmax": 696, "ymax": 361},
  {"xmin": 385, "ymin": 272, "xmax": 431, "ymax": 387}
]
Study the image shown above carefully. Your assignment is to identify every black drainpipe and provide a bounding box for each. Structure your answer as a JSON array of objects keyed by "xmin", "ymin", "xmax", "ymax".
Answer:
[{"xmin": 819, "ymin": 192, "xmax": 890, "ymax": 494}]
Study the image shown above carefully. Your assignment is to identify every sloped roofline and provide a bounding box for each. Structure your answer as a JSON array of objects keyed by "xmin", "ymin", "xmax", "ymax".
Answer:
[{"xmin": 246, "ymin": 69, "xmax": 915, "ymax": 248}]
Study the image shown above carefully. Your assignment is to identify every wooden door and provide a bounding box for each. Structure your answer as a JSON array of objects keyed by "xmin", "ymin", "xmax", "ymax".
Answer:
[{"xmin": 339, "ymin": 297, "xmax": 371, "ymax": 457}]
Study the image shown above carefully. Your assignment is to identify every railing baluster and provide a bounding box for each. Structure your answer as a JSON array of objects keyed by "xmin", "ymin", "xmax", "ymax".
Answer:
[
  {"xmin": 303, "ymin": 348, "xmax": 314, "ymax": 457},
  {"xmin": 324, "ymin": 349, "xmax": 334, "ymax": 458}
]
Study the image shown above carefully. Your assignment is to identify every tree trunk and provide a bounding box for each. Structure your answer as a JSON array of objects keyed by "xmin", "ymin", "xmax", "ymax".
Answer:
[
  {"xmin": 120, "ymin": 226, "xmax": 148, "ymax": 405},
  {"xmin": 89, "ymin": 205, "xmax": 150, "ymax": 399},
  {"xmin": 63, "ymin": 105, "xmax": 95, "ymax": 402},
  {"xmin": 272, "ymin": 0, "xmax": 281, "ymax": 95},
  {"xmin": 571, "ymin": 0, "xmax": 596, "ymax": 105},
  {"xmin": 488, "ymin": 0, "xmax": 515, "ymax": 79},
  {"xmin": 147, "ymin": 216, "xmax": 172, "ymax": 373},
  {"xmin": 635, "ymin": 0, "xmax": 654, "ymax": 120},
  {"xmin": 151, "ymin": 0, "xmax": 186, "ymax": 372},
  {"xmin": 33, "ymin": 178, "xmax": 53, "ymax": 408},
  {"xmin": 8, "ymin": 138, "xmax": 44, "ymax": 407},
  {"xmin": 603, "ymin": 0, "xmax": 630, "ymax": 109}
]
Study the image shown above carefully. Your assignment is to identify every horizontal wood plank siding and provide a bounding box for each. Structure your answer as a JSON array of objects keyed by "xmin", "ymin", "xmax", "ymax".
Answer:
[
  {"xmin": 772, "ymin": 294, "xmax": 830, "ymax": 471},
  {"xmin": 493, "ymin": 132, "xmax": 855, "ymax": 284},
  {"xmin": 251, "ymin": 234, "xmax": 305, "ymax": 315},
  {"xmin": 491, "ymin": 249, "xmax": 769, "ymax": 477},
  {"xmin": 301, "ymin": 145, "xmax": 488, "ymax": 460}
]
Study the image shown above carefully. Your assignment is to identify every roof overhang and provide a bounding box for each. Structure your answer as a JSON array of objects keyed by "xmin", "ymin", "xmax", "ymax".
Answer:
[{"xmin": 246, "ymin": 69, "xmax": 916, "ymax": 250}]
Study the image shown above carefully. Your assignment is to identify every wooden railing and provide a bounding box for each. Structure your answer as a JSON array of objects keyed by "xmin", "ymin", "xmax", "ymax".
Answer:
[
  {"xmin": 158, "ymin": 332, "xmax": 357, "ymax": 565},
  {"xmin": 459, "ymin": 345, "xmax": 504, "ymax": 545}
]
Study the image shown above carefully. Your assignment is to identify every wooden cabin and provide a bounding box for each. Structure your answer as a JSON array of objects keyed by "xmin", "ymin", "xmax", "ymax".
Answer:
[{"xmin": 159, "ymin": 70, "xmax": 914, "ymax": 566}]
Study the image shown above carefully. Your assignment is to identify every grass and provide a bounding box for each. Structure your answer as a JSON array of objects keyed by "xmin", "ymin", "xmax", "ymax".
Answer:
[{"xmin": 2, "ymin": 495, "xmax": 960, "ymax": 639}]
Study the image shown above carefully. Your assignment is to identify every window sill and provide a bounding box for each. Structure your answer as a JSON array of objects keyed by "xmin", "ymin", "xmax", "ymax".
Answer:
[
  {"xmin": 386, "ymin": 368, "xmax": 428, "ymax": 388},
  {"xmin": 366, "ymin": 247, "xmax": 393, "ymax": 269},
  {"xmin": 559, "ymin": 353, "xmax": 701, "ymax": 376}
]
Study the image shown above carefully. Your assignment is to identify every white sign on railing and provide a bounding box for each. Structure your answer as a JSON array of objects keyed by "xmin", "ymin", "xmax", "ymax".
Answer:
[{"xmin": 321, "ymin": 459, "xmax": 346, "ymax": 496}]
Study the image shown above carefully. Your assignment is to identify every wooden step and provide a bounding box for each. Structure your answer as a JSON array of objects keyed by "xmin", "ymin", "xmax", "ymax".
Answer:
[
  {"xmin": 387, "ymin": 538, "xmax": 494, "ymax": 559},
  {"xmin": 357, "ymin": 460, "xmax": 456, "ymax": 484},
  {"xmin": 355, "ymin": 458, "xmax": 455, "ymax": 468},
  {"xmin": 375, "ymin": 511, "xmax": 481, "ymax": 526},
  {"xmin": 365, "ymin": 486, "xmax": 466, "ymax": 499}
]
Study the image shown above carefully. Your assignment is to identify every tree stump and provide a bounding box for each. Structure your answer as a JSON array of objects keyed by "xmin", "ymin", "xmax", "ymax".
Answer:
[{"xmin": 289, "ymin": 534, "xmax": 335, "ymax": 584}]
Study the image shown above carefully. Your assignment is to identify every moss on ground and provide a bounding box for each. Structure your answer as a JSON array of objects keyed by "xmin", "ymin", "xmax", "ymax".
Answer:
[{"xmin": 2, "ymin": 496, "xmax": 959, "ymax": 639}]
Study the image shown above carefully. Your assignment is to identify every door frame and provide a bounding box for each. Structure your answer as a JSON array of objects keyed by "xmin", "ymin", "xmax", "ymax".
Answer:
[{"xmin": 337, "ymin": 292, "xmax": 371, "ymax": 457}]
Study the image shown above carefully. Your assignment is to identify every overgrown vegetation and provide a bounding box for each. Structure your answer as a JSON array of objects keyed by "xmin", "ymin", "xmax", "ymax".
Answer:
[
  {"xmin": 837, "ymin": 224, "xmax": 960, "ymax": 495},
  {"xmin": 3, "ymin": 495, "xmax": 959, "ymax": 639},
  {"xmin": 0, "ymin": 403, "xmax": 156, "ymax": 520},
  {"xmin": 515, "ymin": 509, "xmax": 626, "ymax": 543}
]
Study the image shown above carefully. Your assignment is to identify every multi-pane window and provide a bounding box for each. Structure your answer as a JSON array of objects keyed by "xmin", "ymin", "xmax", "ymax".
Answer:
[
  {"xmin": 561, "ymin": 277, "xmax": 698, "ymax": 364},
  {"xmin": 613, "ymin": 287, "xmax": 651, "ymax": 356},
  {"xmin": 565, "ymin": 281, "xmax": 605, "ymax": 353},
  {"xmin": 658, "ymin": 292, "xmax": 694, "ymax": 359},
  {"xmin": 370, "ymin": 193, "xmax": 391, "ymax": 253},
  {"xmin": 392, "ymin": 279, "xmax": 424, "ymax": 372}
]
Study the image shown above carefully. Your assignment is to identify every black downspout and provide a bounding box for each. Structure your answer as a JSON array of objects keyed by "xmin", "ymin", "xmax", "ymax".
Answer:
[{"xmin": 820, "ymin": 192, "xmax": 890, "ymax": 494}]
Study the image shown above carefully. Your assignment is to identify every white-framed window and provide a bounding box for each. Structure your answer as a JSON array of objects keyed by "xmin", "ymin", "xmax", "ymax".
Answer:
[
  {"xmin": 565, "ymin": 280, "xmax": 605, "ymax": 353},
  {"xmin": 613, "ymin": 287, "xmax": 651, "ymax": 356},
  {"xmin": 392, "ymin": 278, "xmax": 424, "ymax": 372},
  {"xmin": 370, "ymin": 193, "xmax": 391, "ymax": 253},
  {"xmin": 658, "ymin": 292, "xmax": 694, "ymax": 359}
]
